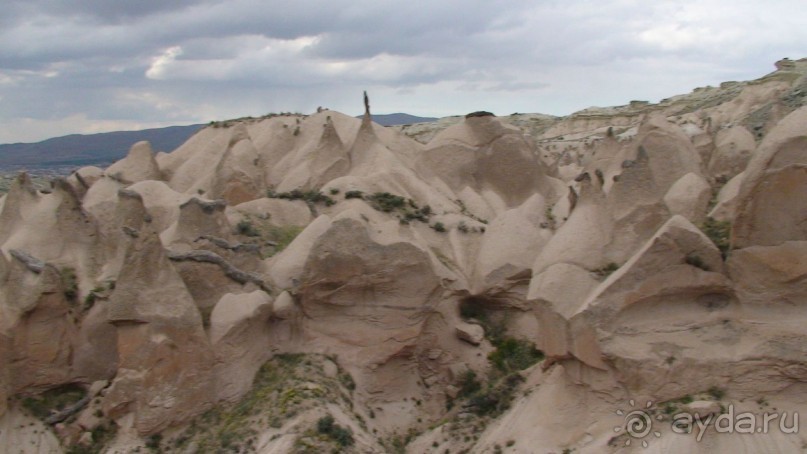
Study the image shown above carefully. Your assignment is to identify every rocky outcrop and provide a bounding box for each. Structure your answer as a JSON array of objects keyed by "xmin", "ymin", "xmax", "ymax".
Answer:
[
  {"xmin": 4, "ymin": 61, "xmax": 807, "ymax": 453},
  {"xmin": 106, "ymin": 141, "xmax": 163, "ymax": 184},
  {"xmin": 103, "ymin": 195, "xmax": 214, "ymax": 435},
  {"xmin": 733, "ymin": 106, "xmax": 807, "ymax": 248}
]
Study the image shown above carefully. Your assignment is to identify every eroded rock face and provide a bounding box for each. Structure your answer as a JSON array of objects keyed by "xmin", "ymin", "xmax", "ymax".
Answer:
[
  {"xmin": 4, "ymin": 61, "xmax": 807, "ymax": 453},
  {"xmin": 106, "ymin": 141, "xmax": 163, "ymax": 185},
  {"xmin": 733, "ymin": 106, "xmax": 807, "ymax": 248},
  {"xmin": 299, "ymin": 218, "xmax": 441, "ymax": 356},
  {"xmin": 5, "ymin": 261, "xmax": 77, "ymax": 393},
  {"xmin": 104, "ymin": 196, "xmax": 214, "ymax": 435}
]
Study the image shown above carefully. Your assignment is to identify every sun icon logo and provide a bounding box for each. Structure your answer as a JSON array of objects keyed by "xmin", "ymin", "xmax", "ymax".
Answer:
[{"xmin": 613, "ymin": 399, "xmax": 664, "ymax": 448}]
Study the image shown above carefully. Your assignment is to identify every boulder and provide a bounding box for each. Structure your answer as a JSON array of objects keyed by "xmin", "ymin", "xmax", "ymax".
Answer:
[
  {"xmin": 709, "ymin": 126, "xmax": 755, "ymax": 180},
  {"xmin": 103, "ymin": 195, "xmax": 214, "ymax": 435},
  {"xmin": 106, "ymin": 141, "xmax": 163, "ymax": 184},
  {"xmin": 455, "ymin": 323, "xmax": 485, "ymax": 346},
  {"xmin": 733, "ymin": 106, "xmax": 807, "ymax": 248},
  {"xmin": 663, "ymin": 172, "xmax": 712, "ymax": 223}
]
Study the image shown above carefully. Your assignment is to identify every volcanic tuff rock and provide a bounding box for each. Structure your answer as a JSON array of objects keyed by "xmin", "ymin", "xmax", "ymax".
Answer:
[{"xmin": 1, "ymin": 58, "xmax": 807, "ymax": 453}]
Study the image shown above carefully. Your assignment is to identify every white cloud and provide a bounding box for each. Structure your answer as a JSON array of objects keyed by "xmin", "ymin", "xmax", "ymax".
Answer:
[
  {"xmin": 145, "ymin": 46, "xmax": 183, "ymax": 80},
  {"xmin": 1, "ymin": 0, "xmax": 806, "ymax": 143}
]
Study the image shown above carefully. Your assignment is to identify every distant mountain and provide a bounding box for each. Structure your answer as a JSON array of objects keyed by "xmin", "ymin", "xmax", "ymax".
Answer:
[
  {"xmin": 359, "ymin": 113, "xmax": 438, "ymax": 126},
  {"xmin": 0, "ymin": 124, "xmax": 204, "ymax": 169}
]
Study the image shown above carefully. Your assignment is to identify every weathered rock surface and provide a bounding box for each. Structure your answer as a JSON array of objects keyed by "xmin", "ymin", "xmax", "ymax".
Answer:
[{"xmin": 2, "ymin": 60, "xmax": 807, "ymax": 453}]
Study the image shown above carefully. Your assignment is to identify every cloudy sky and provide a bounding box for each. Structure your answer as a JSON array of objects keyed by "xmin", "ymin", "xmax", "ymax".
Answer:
[{"xmin": 0, "ymin": 0, "xmax": 805, "ymax": 143}]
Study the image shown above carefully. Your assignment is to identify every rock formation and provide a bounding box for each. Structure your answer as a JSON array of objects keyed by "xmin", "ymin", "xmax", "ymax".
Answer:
[{"xmin": 2, "ymin": 58, "xmax": 807, "ymax": 453}]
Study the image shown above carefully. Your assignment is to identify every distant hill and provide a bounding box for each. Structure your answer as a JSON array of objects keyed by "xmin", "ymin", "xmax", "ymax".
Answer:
[
  {"xmin": 0, "ymin": 124, "xmax": 204, "ymax": 169},
  {"xmin": 0, "ymin": 114, "xmax": 436, "ymax": 170},
  {"xmin": 359, "ymin": 113, "xmax": 438, "ymax": 126}
]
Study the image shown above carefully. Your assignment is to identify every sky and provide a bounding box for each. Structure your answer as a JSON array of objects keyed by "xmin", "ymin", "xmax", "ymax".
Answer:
[{"xmin": 0, "ymin": 0, "xmax": 805, "ymax": 144}]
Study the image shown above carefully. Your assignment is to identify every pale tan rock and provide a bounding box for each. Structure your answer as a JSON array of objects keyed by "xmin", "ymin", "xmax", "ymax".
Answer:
[
  {"xmin": 709, "ymin": 126, "xmax": 755, "ymax": 180},
  {"xmin": 104, "ymin": 195, "xmax": 214, "ymax": 435},
  {"xmin": 267, "ymin": 214, "xmax": 332, "ymax": 290},
  {"xmin": 707, "ymin": 171, "xmax": 744, "ymax": 222},
  {"xmin": 0, "ymin": 405, "xmax": 62, "ymax": 453},
  {"xmin": 734, "ymin": 106, "xmax": 807, "ymax": 248},
  {"xmin": 272, "ymin": 290, "xmax": 296, "ymax": 319},
  {"xmin": 663, "ymin": 172, "xmax": 712, "ymax": 223},
  {"xmin": 227, "ymin": 197, "xmax": 312, "ymax": 228},
  {"xmin": 209, "ymin": 291, "xmax": 273, "ymax": 402},
  {"xmin": 417, "ymin": 115, "xmax": 560, "ymax": 208},
  {"xmin": 634, "ymin": 115, "xmax": 703, "ymax": 194},
  {"xmin": 455, "ymin": 322, "xmax": 484, "ymax": 346},
  {"xmin": 209, "ymin": 125, "xmax": 264, "ymax": 205},
  {"xmin": 106, "ymin": 141, "xmax": 163, "ymax": 184},
  {"xmin": 728, "ymin": 241, "xmax": 807, "ymax": 307}
]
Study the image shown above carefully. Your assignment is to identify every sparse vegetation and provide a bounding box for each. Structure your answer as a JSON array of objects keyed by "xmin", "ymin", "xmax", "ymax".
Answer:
[
  {"xmin": 268, "ymin": 188, "xmax": 336, "ymax": 207},
  {"xmin": 456, "ymin": 199, "xmax": 488, "ymax": 225},
  {"xmin": 316, "ymin": 414, "xmax": 354, "ymax": 447},
  {"xmin": 543, "ymin": 206, "xmax": 557, "ymax": 230},
  {"xmin": 700, "ymin": 217, "xmax": 731, "ymax": 259},
  {"xmin": 173, "ymin": 354, "xmax": 354, "ymax": 453},
  {"xmin": 82, "ymin": 283, "xmax": 108, "ymax": 312},
  {"xmin": 345, "ymin": 190, "xmax": 364, "ymax": 199},
  {"xmin": 431, "ymin": 222, "xmax": 447, "ymax": 233},
  {"xmin": 453, "ymin": 298, "xmax": 543, "ymax": 422},
  {"xmin": 65, "ymin": 423, "xmax": 117, "ymax": 454},
  {"xmin": 467, "ymin": 373, "xmax": 525, "ymax": 417},
  {"xmin": 21, "ymin": 383, "xmax": 86, "ymax": 420},
  {"xmin": 232, "ymin": 214, "xmax": 304, "ymax": 257},
  {"xmin": 367, "ymin": 192, "xmax": 407, "ymax": 212},
  {"xmin": 488, "ymin": 337, "xmax": 545, "ymax": 374},
  {"xmin": 208, "ymin": 112, "xmax": 304, "ymax": 128},
  {"xmin": 591, "ymin": 262, "xmax": 620, "ymax": 279},
  {"xmin": 60, "ymin": 266, "xmax": 78, "ymax": 302},
  {"xmin": 236, "ymin": 219, "xmax": 261, "ymax": 237},
  {"xmin": 465, "ymin": 111, "xmax": 495, "ymax": 118},
  {"xmin": 267, "ymin": 225, "xmax": 305, "ymax": 253}
]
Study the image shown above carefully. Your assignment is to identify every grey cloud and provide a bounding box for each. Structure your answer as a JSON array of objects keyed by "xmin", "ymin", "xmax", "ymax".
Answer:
[{"xmin": 1, "ymin": 0, "xmax": 806, "ymax": 143}]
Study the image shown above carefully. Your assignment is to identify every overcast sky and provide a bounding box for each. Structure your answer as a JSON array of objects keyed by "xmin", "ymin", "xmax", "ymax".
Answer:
[{"xmin": 0, "ymin": 0, "xmax": 805, "ymax": 144}]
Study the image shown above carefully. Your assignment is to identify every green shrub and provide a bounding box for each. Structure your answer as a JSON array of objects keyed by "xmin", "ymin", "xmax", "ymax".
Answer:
[
  {"xmin": 457, "ymin": 370, "xmax": 482, "ymax": 399},
  {"xmin": 344, "ymin": 190, "xmax": 364, "ymax": 199},
  {"xmin": 468, "ymin": 374, "xmax": 524, "ymax": 416},
  {"xmin": 592, "ymin": 262, "xmax": 619, "ymax": 279},
  {"xmin": 465, "ymin": 111, "xmax": 495, "ymax": 118},
  {"xmin": 236, "ymin": 219, "xmax": 261, "ymax": 237},
  {"xmin": 22, "ymin": 384, "xmax": 86, "ymax": 420},
  {"xmin": 367, "ymin": 192, "xmax": 407, "ymax": 212},
  {"xmin": 60, "ymin": 267, "xmax": 78, "ymax": 301},
  {"xmin": 700, "ymin": 217, "xmax": 731, "ymax": 259},
  {"xmin": 270, "ymin": 189, "xmax": 335, "ymax": 206},
  {"xmin": 432, "ymin": 222, "xmax": 446, "ymax": 233},
  {"xmin": 317, "ymin": 414, "xmax": 354, "ymax": 447},
  {"xmin": 488, "ymin": 337, "xmax": 545, "ymax": 373},
  {"xmin": 317, "ymin": 415, "xmax": 334, "ymax": 434},
  {"xmin": 145, "ymin": 434, "xmax": 162, "ymax": 451},
  {"xmin": 267, "ymin": 225, "xmax": 304, "ymax": 253}
]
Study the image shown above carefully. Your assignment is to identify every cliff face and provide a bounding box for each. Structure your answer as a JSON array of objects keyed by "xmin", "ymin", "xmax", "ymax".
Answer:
[{"xmin": 1, "ymin": 59, "xmax": 807, "ymax": 453}]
